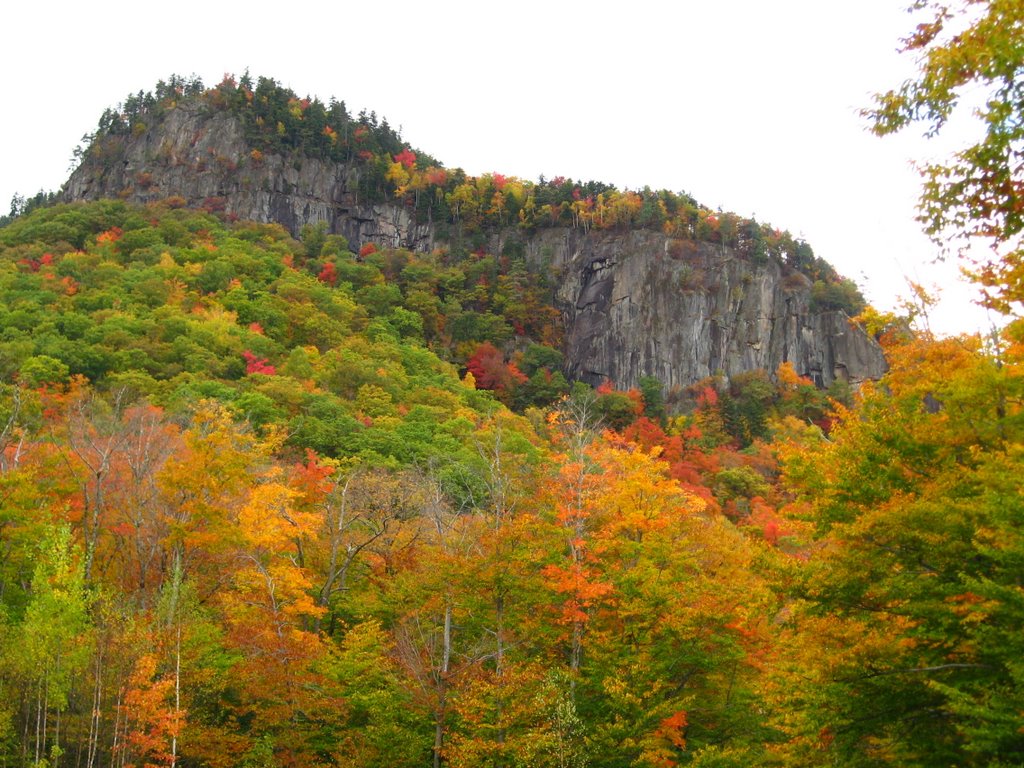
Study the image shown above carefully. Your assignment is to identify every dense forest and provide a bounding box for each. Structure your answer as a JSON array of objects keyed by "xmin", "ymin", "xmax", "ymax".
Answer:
[
  {"xmin": 0, "ymin": 195, "xmax": 1020, "ymax": 768},
  {"xmin": 2, "ymin": 1, "xmax": 1024, "ymax": 765},
  {"xmin": 0, "ymin": 197, "xmax": 837, "ymax": 766}
]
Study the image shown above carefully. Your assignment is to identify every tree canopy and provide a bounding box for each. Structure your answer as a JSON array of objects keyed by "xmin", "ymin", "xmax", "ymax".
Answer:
[
  {"xmin": 866, "ymin": 0, "xmax": 1024, "ymax": 312},
  {"xmin": 1, "ymin": 34, "xmax": 1023, "ymax": 765}
]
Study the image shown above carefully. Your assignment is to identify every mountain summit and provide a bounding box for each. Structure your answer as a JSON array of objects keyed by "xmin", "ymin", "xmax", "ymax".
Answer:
[{"xmin": 63, "ymin": 73, "xmax": 886, "ymax": 390}]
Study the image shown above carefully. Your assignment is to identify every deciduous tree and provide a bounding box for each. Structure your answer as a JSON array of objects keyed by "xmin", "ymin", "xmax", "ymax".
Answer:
[{"xmin": 866, "ymin": 0, "xmax": 1024, "ymax": 311}]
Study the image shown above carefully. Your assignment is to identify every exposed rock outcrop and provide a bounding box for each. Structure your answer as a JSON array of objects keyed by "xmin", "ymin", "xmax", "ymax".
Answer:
[
  {"xmin": 63, "ymin": 104, "xmax": 435, "ymax": 252},
  {"xmin": 63, "ymin": 104, "xmax": 887, "ymax": 390},
  {"xmin": 510, "ymin": 229, "xmax": 886, "ymax": 389}
]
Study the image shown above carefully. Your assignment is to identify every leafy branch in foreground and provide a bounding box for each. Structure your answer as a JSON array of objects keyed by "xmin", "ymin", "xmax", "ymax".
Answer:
[{"xmin": 866, "ymin": 0, "xmax": 1024, "ymax": 312}]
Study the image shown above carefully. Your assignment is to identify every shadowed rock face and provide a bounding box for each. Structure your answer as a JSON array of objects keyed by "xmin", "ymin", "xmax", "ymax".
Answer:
[
  {"xmin": 515, "ymin": 229, "xmax": 887, "ymax": 390},
  {"xmin": 63, "ymin": 105, "xmax": 887, "ymax": 390},
  {"xmin": 63, "ymin": 105, "xmax": 436, "ymax": 253}
]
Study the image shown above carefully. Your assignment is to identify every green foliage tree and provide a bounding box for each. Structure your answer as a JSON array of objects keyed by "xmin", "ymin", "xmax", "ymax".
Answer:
[
  {"xmin": 638, "ymin": 375, "xmax": 666, "ymax": 423},
  {"xmin": 11, "ymin": 525, "xmax": 94, "ymax": 766},
  {"xmin": 774, "ymin": 330, "xmax": 1024, "ymax": 765},
  {"xmin": 809, "ymin": 277, "xmax": 866, "ymax": 315},
  {"xmin": 866, "ymin": 0, "xmax": 1024, "ymax": 311},
  {"xmin": 721, "ymin": 370, "xmax": 775, "ymax": 446}
]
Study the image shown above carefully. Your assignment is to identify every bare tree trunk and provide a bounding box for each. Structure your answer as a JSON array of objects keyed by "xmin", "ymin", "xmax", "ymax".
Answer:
[
  {"xmin": 53, "ymin": 707, "xmax": 61, "ymax": 768},
  {"xmin": 171, "ymin": 625, "xmax": 180, "ymax": 768},
  {"xmin": 21, "ymin": 688, "xmax": 30, "ymax": 766},
  {"xmin": 495, "ymin": 593, "xmax": 507, "ymax": 762},
  {"xmin": 34, "ymin": 676, "xmax": 44, "ymax": 766},
  {"xmin": 0, "ymin": 385, "xmax": 26, "ymax": 474},
  {"xmin": 86, "ymin": 643, "xmax": 103, "ymax": 768},
  {"xmin": 109, "ymin": 684, "xmax": 122, "ymax": 768},
  {"xmin": 433, "ymin": 603, "xmax": 452, "ymax": 768}
]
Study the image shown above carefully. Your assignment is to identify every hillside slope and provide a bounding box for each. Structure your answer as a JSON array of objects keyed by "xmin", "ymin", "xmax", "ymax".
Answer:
[{"xmin": 62, "ymin": 74, "xmax": 886, "ymax": 389}]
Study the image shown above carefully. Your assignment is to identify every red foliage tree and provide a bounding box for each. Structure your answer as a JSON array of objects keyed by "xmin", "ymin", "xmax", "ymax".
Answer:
[
  {"xmin": 393, "ymin": 149, "xmax": 417, "ymax": 169},
  {"xmin": 425, "ymin": 168, "xmax": 447, "ymax": 186},
  {"xmin": 242, "ymin": 351, "xmax": 276, "ymax": 376},
  {"xmin": 317, "ymin": 261, "xmax": 337, "ymax": 286},
  {"xmin": 465, "ymin": 342, "xmax": 527, "ymax": 394}
]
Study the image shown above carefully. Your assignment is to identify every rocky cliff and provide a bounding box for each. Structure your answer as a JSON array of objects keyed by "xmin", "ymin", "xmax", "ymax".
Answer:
[
  {"xmin": 63, "ymin": 104, "xmax": 887, "ymax": 390},
  {"xmin": 63, "ymin": 103, "xmax": 436, "ymax": 253},
  {"xmin": 518, "ymin": 229, "xmax": 887, "ymax": 389}
]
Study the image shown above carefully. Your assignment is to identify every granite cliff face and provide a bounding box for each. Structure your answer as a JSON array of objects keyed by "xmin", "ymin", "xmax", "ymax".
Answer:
[
  {"xmin": 63, "ymin": 104, "xmax": 436, "ymax": 253},
  {"xmin": 517, "ymin": 229, "xmax": 887, "ymax": 389},
  {"xmin": 63, "ymin": 105, "xmax": 887, "ymax": 390}
]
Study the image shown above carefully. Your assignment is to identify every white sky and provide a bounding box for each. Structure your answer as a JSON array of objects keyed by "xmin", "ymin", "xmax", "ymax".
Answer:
[{"xmin": 2, "ymin": 0, "xmax": 1001, "ymax": 336}]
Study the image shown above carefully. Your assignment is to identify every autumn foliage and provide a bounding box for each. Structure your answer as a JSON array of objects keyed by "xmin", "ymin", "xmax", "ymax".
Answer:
[
  {"xmin": 465, "ymin": 341, "xmax": 527, "ymax": 396},
  {"xmin": 4, "ymin": 57, "xmax": 1024, "ymax": 763}
]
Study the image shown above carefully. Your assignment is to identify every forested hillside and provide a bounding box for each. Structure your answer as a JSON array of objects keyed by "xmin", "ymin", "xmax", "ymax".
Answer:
[
  {"xmin": 3, "ymin": 1, "xmax": 1024, "ymax": 761},
  {"xmin": 0, "ymin": 193, "xmax": 1021, "ymax": 767},
  {"xmin": 55, "ymin": 73, "xmax": 887, "ymax": 393}
]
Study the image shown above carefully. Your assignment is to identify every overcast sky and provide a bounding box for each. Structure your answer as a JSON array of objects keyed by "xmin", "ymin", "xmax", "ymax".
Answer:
[{"xmin": 2, "ymin": 0, "xmax": 998, "ymax": 335}]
